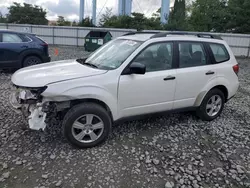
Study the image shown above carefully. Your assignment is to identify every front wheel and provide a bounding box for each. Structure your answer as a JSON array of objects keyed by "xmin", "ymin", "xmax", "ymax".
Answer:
[
  {"xmin": 196, "ymin": 89, "xmax": 225, "ymax": 121},
  {"xmin": 62, "ymin": 103, "xmax": 112, "ymax": 148}
]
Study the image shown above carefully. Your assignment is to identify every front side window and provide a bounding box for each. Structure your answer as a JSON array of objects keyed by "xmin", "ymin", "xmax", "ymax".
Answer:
[
  {"xmin": 85, "ymin": 39, "xmax": 141, "ymax": 70},
  {"xmin": 178, "ymin": 42, "xmax": 207, "ymax": 68},
  {"xmin": 209, "ymin": 43, "xmax": 229, "ymax": 63},
  {"xmin": 132, "ymin": 42, "xmax": 173, "ymax": 72},
  {"xmin": 2, "ymin": 33, "xmax": 23, "ymax": 43}
]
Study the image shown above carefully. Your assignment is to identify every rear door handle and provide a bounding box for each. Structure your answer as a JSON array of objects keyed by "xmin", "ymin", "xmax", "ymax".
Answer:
[
  {"xmin": 163, "ymin": 76, "xmax": 176, "ymax": 81},
  {"xmin": 206, "ymin": 71, "xmax": 215, "ymax": 75}
]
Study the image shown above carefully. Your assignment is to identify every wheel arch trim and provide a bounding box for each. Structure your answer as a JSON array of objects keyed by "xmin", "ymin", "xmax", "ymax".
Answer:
[{"xmin": 194, "ymin": 79, "xmax": 230, "ymax": 106}]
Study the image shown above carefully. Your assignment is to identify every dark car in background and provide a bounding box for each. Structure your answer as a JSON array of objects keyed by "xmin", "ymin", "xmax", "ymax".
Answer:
[{"xmin": 0, "ymin": 30, "xmax": 50, "ymax": 69}]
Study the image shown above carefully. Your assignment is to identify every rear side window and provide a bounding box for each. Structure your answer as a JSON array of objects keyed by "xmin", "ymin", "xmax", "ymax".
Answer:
[
  {"xmin": 21, "ymin": 35, "xmax": 32, "ymax": 42},
  {"xmin": 209, "ymin": 43, "xmax": 229, "ymax": 63},
  {"xmin": 178, "ymin": 42, "xmax": 207, "ymax": 68},
  {"xmin": 2, "ymin": 33, "xmax": 23, "ymax": 43}
]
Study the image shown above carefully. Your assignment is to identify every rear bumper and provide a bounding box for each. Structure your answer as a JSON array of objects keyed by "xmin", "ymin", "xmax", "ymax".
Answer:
[
  {"xmin": 42, "ymin": 56, "xmax": 51, "ymax": 63},
  {"xmin": 228, "ymin": 81, "xmax": 239, "ymax": 99},
  {"xmin": 227, "ymin": 80, "xmax": 239, "ymax": 102}
]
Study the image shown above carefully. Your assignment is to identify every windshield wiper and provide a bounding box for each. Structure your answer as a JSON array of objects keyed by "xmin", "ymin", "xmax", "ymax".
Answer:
[
  {"xmin": 76, "ymin": 58, "xmax": 87, "ymax": 63},
  {"xmin": 82, "ymin": 62, "xmax": 98, "ymax": 68},
  {"xmin": 76, "ymin": 59, "xmax": 98, "ymax": 69}
]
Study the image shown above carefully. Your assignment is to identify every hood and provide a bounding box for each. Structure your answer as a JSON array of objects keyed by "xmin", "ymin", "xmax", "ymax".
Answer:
[{"xmin": 11, "ymin": 59, "xmax": 108, "ymax": 87}]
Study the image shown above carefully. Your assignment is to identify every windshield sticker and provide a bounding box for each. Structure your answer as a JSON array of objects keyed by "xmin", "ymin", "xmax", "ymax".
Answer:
[
  {"xmin": 125, "ymin": 40, "xmax": 138, "ymax": 46},
  {"xmin": 92, "ymin": 39, "xmax": 97, "ymax": 43}
]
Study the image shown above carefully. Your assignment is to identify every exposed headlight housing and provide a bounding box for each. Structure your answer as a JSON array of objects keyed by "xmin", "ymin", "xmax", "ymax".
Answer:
[
  {"xmin": 14, "ymin": 86, "xmax": 47, "ymax": 101},
  {"xmin": 19, "ymin": 90, "xmax": 36, "ymax": 100}
]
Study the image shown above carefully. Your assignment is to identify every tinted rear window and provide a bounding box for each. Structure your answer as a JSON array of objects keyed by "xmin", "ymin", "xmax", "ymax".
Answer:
[
  {"xmin": 178, "ymin": 42, "xmax": 208, "ymax": 68},
  {"xmin": 209, "ymin": 43, "xmax": 230, "ymax": 63},
  {"xmin": 21, "ymin": 34, "xmax": 32, "ymax": 42}
]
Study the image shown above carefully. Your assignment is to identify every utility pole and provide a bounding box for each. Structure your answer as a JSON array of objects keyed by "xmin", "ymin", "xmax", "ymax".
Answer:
[
  {"xmin": 118, "ymin": 0, "xmax": 124, "ymax": 15},
  {"xmin": 118, "ymin": 0, "xmax": 132, "ymax": 16},
  {"xmin": 92, "ymin": 0, "xmax": 97, "ymax": 25},
  {"xmin": 161, "ymin": 0, "xmax": 170, "ymax": 24},
  {"xmin": 79, "ymin": 0, "xmax": 85, "ymax": 22},
  {"xmin": 125, "ymin": 0, "xmax": 132, "ymax": 16}
]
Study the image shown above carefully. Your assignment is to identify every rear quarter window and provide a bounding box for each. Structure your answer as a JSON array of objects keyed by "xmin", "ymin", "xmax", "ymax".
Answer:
[
  {"xmin": 209, "ymin": 43, "xmax": 230, "ymax": 63},
  {"xmin": 20, "ymin": 34, "xmax": 32, "ymax": 42}
]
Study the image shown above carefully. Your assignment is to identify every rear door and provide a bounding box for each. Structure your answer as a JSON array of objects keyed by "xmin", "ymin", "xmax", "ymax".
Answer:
[
  {"xmin": 0, "ymin": 32, "xmax": 26, "ymax": 68},
  {"xmin": 174, "ymin": 41, "xmax": 218, "ymax": 109}
]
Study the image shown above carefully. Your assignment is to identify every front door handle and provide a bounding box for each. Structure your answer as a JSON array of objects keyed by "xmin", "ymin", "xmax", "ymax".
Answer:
[
  {"xmin": 206, "ymin": 71, "xmax": 215, "ymax": 75},
  {"xmin": 163, "ymin": 76, "xmax": 176, "ymax": 81}
]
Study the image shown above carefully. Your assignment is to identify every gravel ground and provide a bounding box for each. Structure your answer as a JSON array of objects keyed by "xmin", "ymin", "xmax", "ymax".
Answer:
[{"xmin": 0, "ymin": 46, "xmax": 250, "ymax": 188}]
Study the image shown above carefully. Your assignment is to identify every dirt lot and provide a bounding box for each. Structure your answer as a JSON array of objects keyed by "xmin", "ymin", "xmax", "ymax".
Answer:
[{"xmin": 0, "ymin": 46, "xmax": 250, "ymax": 188}]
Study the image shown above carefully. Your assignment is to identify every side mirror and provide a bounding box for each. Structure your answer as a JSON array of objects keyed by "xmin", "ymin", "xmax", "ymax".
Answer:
[{"xmin": 123, "ymin": 62, "xmax": 146, "ymax": 75}]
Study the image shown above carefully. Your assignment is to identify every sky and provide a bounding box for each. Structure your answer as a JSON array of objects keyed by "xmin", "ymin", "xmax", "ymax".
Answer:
[{"xmin": 0, "ymin": 0, "xmax": 174, "ymax": 22}]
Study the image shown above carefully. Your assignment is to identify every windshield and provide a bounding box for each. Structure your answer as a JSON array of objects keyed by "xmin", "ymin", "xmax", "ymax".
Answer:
[{"xmin": 85, "ymin": 39, "xmax": 142, "ymax": 70}]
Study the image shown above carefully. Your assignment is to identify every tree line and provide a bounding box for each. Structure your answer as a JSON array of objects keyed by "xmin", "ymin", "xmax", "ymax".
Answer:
[
  {"xmin": 0, "ymin": 2, "xmax": 94, "ymax": 27},
  {"xmin": 0, "ymin": 0, "xmax": 250, "ymax": 34},
  {"xmin": 100, "ymin": 0, "xmax": 250, "ymax": 34}
]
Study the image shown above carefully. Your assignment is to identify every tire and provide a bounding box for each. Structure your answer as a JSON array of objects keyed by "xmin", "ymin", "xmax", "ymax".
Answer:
[
  {"xmin": 196, "ymin": 89, "xmax": 225, "ymax": 121},
  {"xmin": 22, "ymin": 56, "xmax": 42, "ymax": 67},
  {"xmin": 62, "ymin": 102, "xmax": 112, "ymax": 148}
]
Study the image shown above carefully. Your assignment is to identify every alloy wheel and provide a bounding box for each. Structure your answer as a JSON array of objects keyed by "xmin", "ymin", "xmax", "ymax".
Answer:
[
  {"xmin": 206, "ymin": 95, "xmax": 222, "ymax": 117},
  {"xmin": 71, "ymin": 114, "xmax": 104, "ymax": 143}
]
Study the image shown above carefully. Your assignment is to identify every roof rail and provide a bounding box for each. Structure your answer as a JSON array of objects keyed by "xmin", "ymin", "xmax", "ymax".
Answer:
[
  {"xmin": 150, "ymin": 31, "xmax": 222, "ymax": 40},
  {"xmin": 123, "ymin": 31, "xmax": 160, "ymax": 36}
]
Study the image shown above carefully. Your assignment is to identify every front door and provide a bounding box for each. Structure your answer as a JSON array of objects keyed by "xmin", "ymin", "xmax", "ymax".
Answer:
[{"xmin": 118, "ymin": 42, "xmax": 177, "ymax": 118}]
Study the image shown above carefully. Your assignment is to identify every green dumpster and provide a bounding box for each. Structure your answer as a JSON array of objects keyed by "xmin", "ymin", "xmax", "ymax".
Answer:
[{"xmin": 84, "ymin": 31, "xmax": 112, "ymax": 52}]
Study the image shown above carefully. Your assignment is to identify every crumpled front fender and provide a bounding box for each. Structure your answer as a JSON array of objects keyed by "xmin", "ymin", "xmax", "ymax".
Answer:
[{"xmin": 42, "ymin": 85, "xmax": 119, "ymax": 120}]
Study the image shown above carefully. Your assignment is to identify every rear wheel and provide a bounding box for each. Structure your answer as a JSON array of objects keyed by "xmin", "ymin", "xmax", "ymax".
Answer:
[
  {"xmin": 23, "ymin": 56, "xmax": 42, "ymax": 67},
  {"xmin": 197, "ymin": 89, "xmax": 225, "ymax": 121},
  {"xmin": 62, "ymin": 103, "xmax": 112, "ymax": 148}
]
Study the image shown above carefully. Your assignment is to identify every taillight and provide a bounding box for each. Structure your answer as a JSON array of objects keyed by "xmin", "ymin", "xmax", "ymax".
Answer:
[
  {"xmin": 233, "ymin": 64, "xmax": 239, "ymax": 76},
  {"xmin": 40, "ymin": 42, "xmax": 49, "ymax": 56},
  {"xmin": 40, "ymin": 43, "xmax": 48, "ymax": 47}
]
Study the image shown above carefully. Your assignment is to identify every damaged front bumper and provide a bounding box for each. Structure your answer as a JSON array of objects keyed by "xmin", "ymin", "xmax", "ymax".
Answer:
[{"xmin": 9, "ymin": 88, "xmax": 47, "ymax": 131}]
